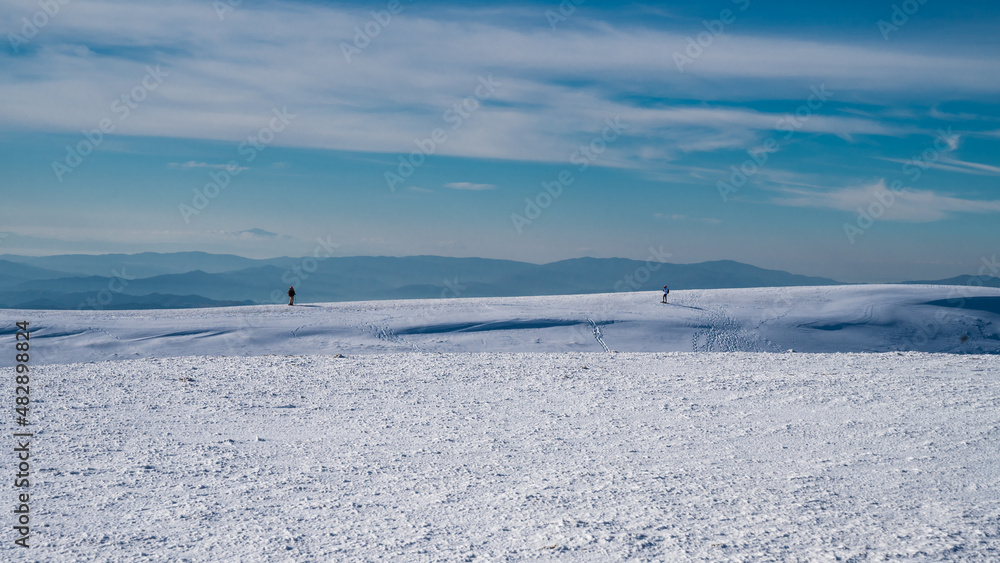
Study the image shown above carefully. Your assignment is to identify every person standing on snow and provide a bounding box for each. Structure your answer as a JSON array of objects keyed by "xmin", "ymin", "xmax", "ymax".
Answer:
[
  {"xmin": 662, "ymin": 285, "xmax": 669, "ymax": 303},
  {"xmin": 287, "ymin": 286, "xmax": 296, "ymax": 306}
]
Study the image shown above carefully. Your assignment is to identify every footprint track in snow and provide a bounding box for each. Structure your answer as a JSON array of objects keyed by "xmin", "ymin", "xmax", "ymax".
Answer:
[{"xmin": 587, "ymin": 319, "xmax": 612, "ymax": 354}]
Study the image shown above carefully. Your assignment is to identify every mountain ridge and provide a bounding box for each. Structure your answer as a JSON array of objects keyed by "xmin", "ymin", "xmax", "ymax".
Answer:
[{"xmin": 0, "ymin": 252, "xmax": 985, "ymax": 310}]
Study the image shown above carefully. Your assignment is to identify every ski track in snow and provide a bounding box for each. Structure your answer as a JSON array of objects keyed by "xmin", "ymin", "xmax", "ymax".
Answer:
[{"xmin": 7, "ymin": 352, "xmax": 1000, "ymax": 561}]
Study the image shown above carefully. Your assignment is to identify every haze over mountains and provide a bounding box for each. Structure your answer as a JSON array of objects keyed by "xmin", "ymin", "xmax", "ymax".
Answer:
[{"xmin": 0, "ymin": 252, "xmax": 995, "ymax": 310}]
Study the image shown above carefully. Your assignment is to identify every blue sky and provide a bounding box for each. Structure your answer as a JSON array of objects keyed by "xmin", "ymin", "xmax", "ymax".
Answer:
[{"xmin": 1, "ymin": 0, "xmax": 999, "ymax": 282}]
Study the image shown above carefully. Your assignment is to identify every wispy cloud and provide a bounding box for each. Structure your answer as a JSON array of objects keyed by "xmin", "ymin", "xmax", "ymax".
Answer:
[
  {"xmin": 878, "ymin": 157, "xmax": 1000, "ymax": 176},
  {"xmin": 772, "ymin": 179, "xmax": 1000, "ymax": 222},
  {"xmin": 939, "ymin": 157, "xmax": 1000, "ymax": 175},
  {"xmin": 445, "ymin": 182, "xmax": 495, "ymax": 191},
  {"xmin": 232, "ymin": 228, "xmax": 285, "ymax": 240},
  {"xmin": 169, "ymin": 161, "xmax": 248, "ymax": 171},
  {"xmin": 1, "ymin": 0, "xmax": 997, "ymax": 168},
  {"xmin": 0, "ymin": 226, "xmax": 298, "ymax": 255},
  {"xmin": 176, "ymin": 228, "xmax": 296, "ymax": 243},
  {"xmin": 929, "ymin": 107, "xmax": 996, "ymax": 122},
  {"xmin": 654, "ymin": 213, "xmax": 721, "ymax": 224}
]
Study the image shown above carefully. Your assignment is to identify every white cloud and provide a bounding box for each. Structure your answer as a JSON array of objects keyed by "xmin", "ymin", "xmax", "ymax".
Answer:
[
  {"xmin": 1, "ymin": 0, "xmax": 996, "ymax": 168},
  {"xmin": 929, "ymin": 107, "xmax": 993, "ymax": 122},
  {"xmin": 939, "ymin": 157, "xmax": 1000, "ymax": 175},
  {"xmin": 877, "ymin": 157, "xmax": 1000, "ymax": 176},
  {"xmin": 772, "ymin": 179, "xmax": 1000, "ymax": 222},
  {"xmin": 444, "ymin": 182, "xmax": 495, "ymax": 191}
]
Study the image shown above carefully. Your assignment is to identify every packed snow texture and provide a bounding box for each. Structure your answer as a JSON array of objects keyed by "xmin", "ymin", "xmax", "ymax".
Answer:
[
  {"xmin": 8, "ymin": 352, "xmax": 1000, "ymax": 561},
  {"xmin": 4, "ymin": 286, "xmax": 1000, "ymax": 560},
  {"xmin": 6, "ymin": 285, "xmax": 1000, "ymax": 367}
]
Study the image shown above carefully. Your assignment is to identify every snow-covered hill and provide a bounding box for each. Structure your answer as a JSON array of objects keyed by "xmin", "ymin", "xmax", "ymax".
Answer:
[
  {"xmin": 5, "ymin": 285, "xmax": 1000, "ymax": 561},
  {"xmin": 9, "ymin": 284, "xmax": 1000, "ymax": 366}
]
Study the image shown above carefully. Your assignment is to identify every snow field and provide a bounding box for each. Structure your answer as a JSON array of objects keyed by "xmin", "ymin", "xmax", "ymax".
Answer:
[{"xmin": 9, "ymin": 352, "xmax": 1000, "ymax": 561}]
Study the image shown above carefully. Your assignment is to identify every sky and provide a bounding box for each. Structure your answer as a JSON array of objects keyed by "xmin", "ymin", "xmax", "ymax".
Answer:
[{"xmin": 1, "ymin": 0, "xmax": 999, "ymax": 282}]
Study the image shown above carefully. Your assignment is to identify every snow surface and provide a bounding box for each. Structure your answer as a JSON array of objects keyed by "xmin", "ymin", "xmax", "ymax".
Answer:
[
  {"xmin": 6, "ymin": 285, "xmax": 1000, "ymax": 367},
  {"xmin": 11, "ymin": 353, "xmax": 1000, "ymax": 561},
  {"xmin": 4, "ymin": 285, "xmax": 1000, "ymax": 560}
]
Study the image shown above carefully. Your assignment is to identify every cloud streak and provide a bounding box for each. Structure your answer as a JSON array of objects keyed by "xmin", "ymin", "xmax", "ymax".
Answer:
[
  {"xmin": 445, "ymin": 182, "xmax": 495, "ymax": 191},
  {"xmin": 876, "ymin": 157, "xmax": 1000, "ymax": 177},
  {"xmin": 170, "ymin": 161, "xmax": 248, "ymax": 171},
  {"xmin": 772, "ymin": 180, "xmax": 1000, "ymax": 222}
]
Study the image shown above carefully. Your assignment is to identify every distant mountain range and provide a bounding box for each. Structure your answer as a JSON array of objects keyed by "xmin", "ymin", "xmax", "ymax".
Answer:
[
  {"xmin": 0, "ymin": 252, "xmax": 991, "ymax": 310},
  {"xmin": 900, "ymin": 275, "xmax": 1000, "ymax": 289}
]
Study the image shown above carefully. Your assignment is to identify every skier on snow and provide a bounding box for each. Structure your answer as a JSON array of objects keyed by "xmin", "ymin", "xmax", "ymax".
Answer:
[
  {"xmin": 662, "ymin": 284, "xmax": 669, "ymax": 304},
  {"xmin": 287, "ymin": 286, "xmax": 296, "ymax": 306}
]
